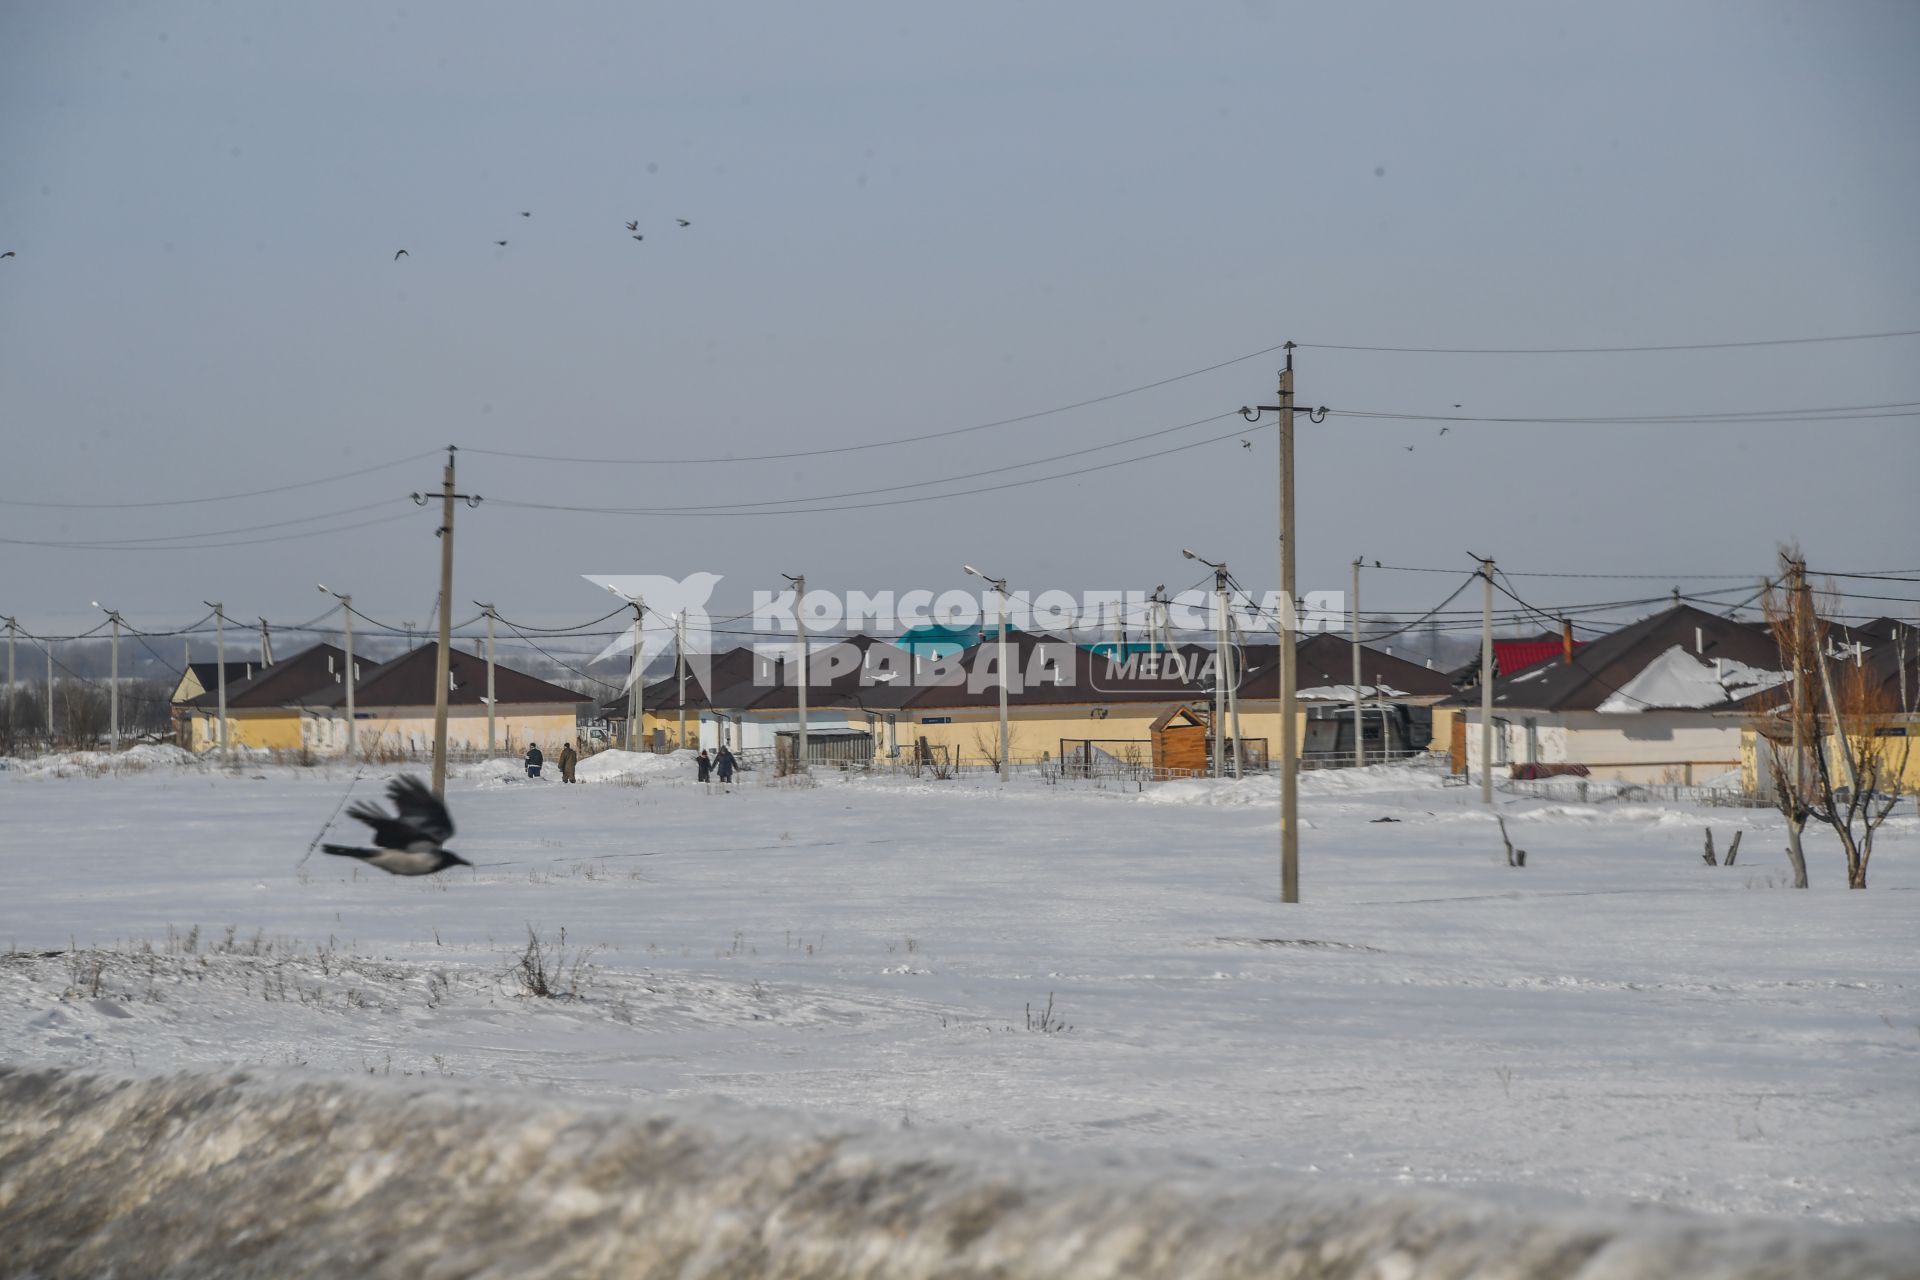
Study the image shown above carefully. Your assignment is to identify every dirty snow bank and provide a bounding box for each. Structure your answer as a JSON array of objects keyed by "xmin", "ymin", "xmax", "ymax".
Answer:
[
  {"xmin": 1, "ymin": 742, "xmax": 206, "ymax": 776},
  {"xmin": 4, "ymin": 1067, "xmax": 1913, "ymax": 1280}
]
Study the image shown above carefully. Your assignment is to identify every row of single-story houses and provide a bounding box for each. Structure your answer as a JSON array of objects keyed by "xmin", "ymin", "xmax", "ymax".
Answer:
[
  {"xmin": 171, "ymin": 643, "xmax": 587, "ymax": 757},
  {"xmin": 168, "ymin": 603, "xmax": 1916, "ymax": 791}
]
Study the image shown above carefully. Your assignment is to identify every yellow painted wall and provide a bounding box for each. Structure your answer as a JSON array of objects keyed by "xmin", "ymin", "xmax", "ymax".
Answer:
[
  {"xmin": 183, "ymin": 710, "xmax": 304, "ymax": 752},
  {"xmin": 1741, "ymin": 720, "xmax": 1920, "ymax": 795},
  {"xmin": 301, "ymin": 705, "xmax": 582, "ymax": 759},
  {"xmin": 900, "ymin": 705, "xmax": 1166, "ymax": 762}
]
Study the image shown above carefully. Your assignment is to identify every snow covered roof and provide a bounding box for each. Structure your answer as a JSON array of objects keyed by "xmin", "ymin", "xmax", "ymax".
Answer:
[{"xmin": 1471, "ymin": 604, "xmax": 1786, "ymax": 714}]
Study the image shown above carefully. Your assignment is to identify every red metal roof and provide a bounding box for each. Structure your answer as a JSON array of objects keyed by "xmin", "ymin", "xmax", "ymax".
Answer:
[{"xmin": 1493, "ymin": 639, "xmax": 1582, "ymax": 676}]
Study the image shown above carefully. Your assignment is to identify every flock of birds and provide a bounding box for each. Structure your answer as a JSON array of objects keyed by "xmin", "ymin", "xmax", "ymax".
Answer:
[{"xmin": 390, "ymin": 209, "xmax": 692, "ymax": 261}]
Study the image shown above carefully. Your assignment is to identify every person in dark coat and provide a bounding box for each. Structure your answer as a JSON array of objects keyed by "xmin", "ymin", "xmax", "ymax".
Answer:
[
  {"xmin": 525, "ymin": 743, "xmax": 544, "ymax": 778},
  {"xmin": 715, "ymin": 745, "xmax": 737, "ymax": 784},
  {"xmin": 696, "ymin": 749, "xmax": 712, "ymax": 783},
  {"xmin": 558, "ymin": 742, "xmax": 578, "ymax": 783}
]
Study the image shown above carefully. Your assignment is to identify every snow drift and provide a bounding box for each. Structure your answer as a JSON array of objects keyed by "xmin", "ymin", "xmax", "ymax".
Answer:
[{"xmin": 3, "ymin": 1067, "xmax": 1914, "ymax": 1280}]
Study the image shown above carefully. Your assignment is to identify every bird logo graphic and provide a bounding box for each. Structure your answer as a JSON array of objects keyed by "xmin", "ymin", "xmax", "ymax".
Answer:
[{"xmin": 583, "ymin": 572, "xmax": 725, "ymax": 696}]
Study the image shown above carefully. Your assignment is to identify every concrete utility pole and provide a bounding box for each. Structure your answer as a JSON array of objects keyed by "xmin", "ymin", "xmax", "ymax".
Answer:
[
  {"xmin": 46, "ymin": 633, "xmax": 55, "ymax": 740},
  {"xmin": 319, "ymin": 586, "xmax": 356, "ymax": 757},
  {"xmin": 1184, "ymin": 550, "xmax": 1240, "ymax": 779},
  {"xmin": 204, "ymin": 601, "xmax": 229, "ymax": 760},
  {"xmin": 781, "ymin": 573, "xmax": 810, "ymax": 774},
  {"xmin": 258, "ymin": 618, "xmax": 273, "ymax": 666},
  {"xmin": 3, "ymin": 614, "xmax": 15, "ymax": 725},
  {"xmin": 1479, "ymin": 557, "xmax": 1496, "ymax": 806},
  {"xmin": 412, "ymin": 446, "xmax": 479, "ymax": 798},
  {"xmin": 1225, "ymin": 611, "xmax": 1244, "ymax": 780},
  {"xmin": 474, "ymin": 601, "xmax": 497, "ymax": 754},
  {"xmin": 92, "ymin": 603, "xmax": 122, "ymax": 749},
  {"xmin": 1352, "ymin": 557, "xmax": 1365, "ymax": 769},
  {"xmin": 625, "ymin": 600, "xmax": 644, "ymax": 752},
  {"xmin": 964, "ymin": 565, "xmax": 1011, "ymax": 782},
  {"xmin": 675, "ymin": 610, "xmax": 688, "ymax": 749},
  {"xmin": 1241, "ymin": 347, "xmax": 1321, "ymax": 902}
]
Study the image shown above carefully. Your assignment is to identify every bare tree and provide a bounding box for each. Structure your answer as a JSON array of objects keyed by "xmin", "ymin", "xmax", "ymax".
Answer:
[{"xmin": 1757, "ymin": 550, "xmax": 1911, "ymax": 889}]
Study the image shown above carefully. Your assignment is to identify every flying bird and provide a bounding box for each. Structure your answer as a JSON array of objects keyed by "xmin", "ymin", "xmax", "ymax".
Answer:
[
  {"xmin": 1404, "ymin": 445, "xmax": 1415, "ymax": 452},
  {"xmin": 1240, "ymin": 439, "xmax": 1252, "ymax": 450},
  {"xmin": 519, "ymin": 211, "xmax": 532, "ymax": 217},
  {"xmin": 394, "ymin": 249, "xmax": 409, "ymax": 260},
  {"xmin": 0, "ymin": 251, "xmax": 14, "ymax": 260},
  {"xmin": 495, "ymin": 240, "xmax": 509, "ymax": 247},
  {"xmin": 632, "ymin": 234, "xmax": 643, "ymax": 241},
  {"xmin": 322, "ymin": 776, "xmax": 469, "ymax": 876},
  {"xmin": 1438, "ymin": 426, "xmax": 1449, "ymax": 436},
  {"xmin": 626, "ymin": 220, "xmax": 639, "ymax": 232},
  {"xmin": 675, "ymin": 218, "xmax": 690, "ymax": 227}
]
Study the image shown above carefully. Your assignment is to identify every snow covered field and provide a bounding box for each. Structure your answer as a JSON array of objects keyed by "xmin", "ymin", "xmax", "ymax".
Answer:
[{"xmin": 3, "ymin": 751, "xmax": 1915, "ymax": 1226}]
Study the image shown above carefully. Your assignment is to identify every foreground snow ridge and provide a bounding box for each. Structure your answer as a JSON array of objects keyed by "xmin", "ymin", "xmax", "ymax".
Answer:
[{"xmin": 3, "ymin": 1068, "xmax": 1915, "ymax": 1280}]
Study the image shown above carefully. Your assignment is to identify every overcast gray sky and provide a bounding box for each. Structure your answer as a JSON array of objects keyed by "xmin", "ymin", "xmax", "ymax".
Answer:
[{"xmin": 3, "ymin": 1, "xmax": 1916, "ymax": 648}]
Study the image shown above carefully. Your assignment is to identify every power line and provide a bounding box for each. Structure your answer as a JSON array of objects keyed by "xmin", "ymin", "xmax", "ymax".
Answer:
[
  {"xmin": 492, "ymin": 412, "xmax": 1239, "ymax": 516},
  {"xmin": 0, "ymin": 499, "xmax": 402, "ymax": 549},
  {"xmin": 1330, "ymin": 401, "xmax": 1920, "ymax": 426},
  {"xmin": 466, "ymin": 341, "xmax": 1295, "ymax": 467},
  {"xmin": 2, "ymin": 511, "xmax": 419, "ymax": 553},
  {"xmin": 0, "ymin": 450, "xmax": 441, "ymax": 511},
  {"xmin": 1300, "ymin": 328, "xmax": 1920, "ymax": 355},
  {"xmin": 493, "ymin": 420, "xmax": 1267, "ymax": 519}
]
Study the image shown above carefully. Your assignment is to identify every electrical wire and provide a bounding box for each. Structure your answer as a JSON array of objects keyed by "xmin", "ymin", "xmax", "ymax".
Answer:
[
  {"xmin": 492, "ymin": 420, "xmax": 1267, "ymax": 519},
  {"xmin": 1330, "ymin": 401, "xmax": 1920, "ymax": 426},
  {"xmin": 1299, "ymin": 328, "xmax": 1920, "ymax": 355},
  {"xmin": 1, "ymin": 511, "xmax": 420, "ymax": 552},
  {"xmin": 0, "ymin": 450, "xmax": 442, "ymax": 510},
  {"xmin": 492, "ymin": 412, "xmax": 1239, "ymax": 516},
  {"xmin": 464, "ymin": 341, "xmax": 1294, "ymax": 466},
  {"xmin": 0, "ymin": 500, "xmax": 405, "ymax": 550}
]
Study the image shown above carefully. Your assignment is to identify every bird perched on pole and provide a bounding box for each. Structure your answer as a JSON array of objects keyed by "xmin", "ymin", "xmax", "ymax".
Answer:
[{"xmin": 323, "ymin": 776, "xmax": 469, "ymax": 876}]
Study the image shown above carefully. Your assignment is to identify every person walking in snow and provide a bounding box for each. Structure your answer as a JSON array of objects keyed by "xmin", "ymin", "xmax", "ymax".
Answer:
[
  {"xmin": 558, "ymin": 741, "xmax": 578, "ymax": 784},
  {"xmin": 715, "ymin": 745, "xmax": 737, "ymax": 785},
  {"xmin": 525, "ymin": 743, "xmax": 544, "ymax": 778},
  {"xmin": 696, "ymin": 749, "xmax": 712, "ymax": 783}
]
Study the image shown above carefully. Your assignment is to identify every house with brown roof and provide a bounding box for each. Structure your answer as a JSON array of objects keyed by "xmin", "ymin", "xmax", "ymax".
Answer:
[
  {"xmin": 1458, "ymin": 604, "xmax": 1789, "ymax": 784},
  {"xmin": 300, "ymin": 646, "xmax": 594, "ymax": 758},
  {"xmin": 177, "ymin": 645, "xmax": 351, "ymax": 752}
]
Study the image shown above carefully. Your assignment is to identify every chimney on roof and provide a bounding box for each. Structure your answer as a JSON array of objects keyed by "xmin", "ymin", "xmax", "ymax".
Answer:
[{"xmin": 1561, "ymin": 618, "xmax": 1574, "ymax": 665}]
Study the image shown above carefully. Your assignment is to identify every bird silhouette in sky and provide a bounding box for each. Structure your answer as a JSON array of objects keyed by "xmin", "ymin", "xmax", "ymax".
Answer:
[
  {"xmin": 1404, "ymin": 445, "xmax": 1415, "ymax": 452},
  {"xmin": 626, "ymin": 220, "xmax": 639, "ymax": 232},
  {"xmin": 632, "ymin": 234, "xmax": 643, "ymax": 241},
  {"xmin": 322, "ymin": 776, "xmax": 469, "ymax": 876},
  {"xmin": 1439, "ymin": 426, "xmax": 1449, "ymax": 436},
  {"xmin": 1240, "ymin": 439, "xmax": 1252, "ymax": 450},
  {"xmin": 0, "ymin": 251, "xmax": 14, "ymax": 260},
  {"xmin": 393, "ymin": 249, "xmax": 409, "ymax": 260},
  {"xmin": 676, "ymin": 218, "xmax": 691, "ymax": 227},
  {"xmin": 519, "ymin": 211, "xmax": 532, "ymax": 217},
  {"xmin": 494, "ymin": 240, "xmax": 508, "ymax": 247}
]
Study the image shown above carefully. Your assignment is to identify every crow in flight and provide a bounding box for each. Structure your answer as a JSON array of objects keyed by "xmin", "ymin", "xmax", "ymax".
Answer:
[
  {"xmin": 626, "ymin": 221, "xmax": 639, "ymax": 232},
  {"xmin": 675, "ymin": 218, "xmax": 690, "ymax": 227},
  {"xmin": 0, "ymin": 251, "xmax": 14, "ymax": 260},
  {"xmin": 394, "ymin": 249, "xmax": 409, "ymax": 260},
  {"xmin": 520, "ymin": 211, "xmax": 532, "ymax": 217},
  {"xmin": 495, "ymin": 240, "xmax": 509, "ymax": 247},
  {"xmin": 632, "ymin": 234, "xmax": 643, "ymax": 241},
  {"xmin": 323, "ymin": 776, "xmax": 469, "ymax": 876}
]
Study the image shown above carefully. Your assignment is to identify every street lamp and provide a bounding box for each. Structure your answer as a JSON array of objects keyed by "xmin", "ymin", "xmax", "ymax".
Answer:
[
  {"xmin": 1180, "ymin": 552, "xmax": 1242, "ymax": 779},
  {"xmin": 91, "ymin": 601, "xmax": 123, "ymax": 750},
  {"xmin": 781, "ymin": 573, "xmax": 808, "ymax": 775},
  {"xmin": 963, "ymin": 565, "xmax": 1011, "ymax": 782},
  {"xmin": 318, "ymin": 584, "xmax": 356, "ymax": 757}
]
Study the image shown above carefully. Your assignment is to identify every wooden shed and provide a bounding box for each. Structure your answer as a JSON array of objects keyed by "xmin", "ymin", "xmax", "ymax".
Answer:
[{"xmin": 1150, "ymin": 704, "xmax": 1211, "ymax": 775}]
